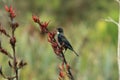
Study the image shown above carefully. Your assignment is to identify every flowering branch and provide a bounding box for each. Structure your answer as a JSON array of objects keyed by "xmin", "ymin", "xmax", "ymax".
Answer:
[
  {"xmin": 0, "ymin": 5, "xmax": 27, "ymax": 80},
  {"xmin": 32, "ymin": 15, "xmax": 75, "ymax": 80}
]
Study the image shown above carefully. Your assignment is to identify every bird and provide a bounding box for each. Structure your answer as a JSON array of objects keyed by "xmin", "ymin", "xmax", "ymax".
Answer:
[{"xmin": 55, "ymin": 27, "xmax": 79, "ymax": 56}]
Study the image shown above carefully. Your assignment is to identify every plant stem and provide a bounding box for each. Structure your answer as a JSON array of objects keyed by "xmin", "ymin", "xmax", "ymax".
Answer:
[
  {"xmin": 12, "ymin": 24, "xmax": 18, "ymax": 80},
  {"xmin": 61, "ymin": 52, "xmax": 74, "ymax": 80},
  {"xmin": 118, "ymin": 0, "xmax": 120, "ymax": 80},
  {"xmin": 13, "ymin": 46, "xmax": 18, "ymax": 80}
]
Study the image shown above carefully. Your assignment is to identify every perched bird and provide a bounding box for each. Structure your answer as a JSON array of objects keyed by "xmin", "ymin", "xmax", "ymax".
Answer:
[{"xmin": 55, "ymin": 27, "xmax": 79, "ymax": 56}]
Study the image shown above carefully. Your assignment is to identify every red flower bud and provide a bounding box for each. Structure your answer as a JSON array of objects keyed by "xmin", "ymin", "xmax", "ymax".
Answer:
[
  {"xmin": 40, "ymin": 21, "xmax": 49, "ymax": 28},
  {"xmin": 66, "ymin": 64, "xmax": 70, "ymax": 70},
  {"xmin": 59, "ymin": 71, "xmax": 64, "ymax": 78},
  {"xmin": 9, "ymin": 6, "xmax": 13, "ymax": 12},
  {"xmin": 11, "ymin": 22, "xmax": 19, "ymax": 31},
  {"xmin": 18, "ymin": 60, "xmax": 27, "ymax": 68},
  {"xmin": 10, "ymin": 37, "xmax": 16, "ymax": 47},
  {"xmin": 4, "ymin": 5, "xmax": 16, "ymax": 18},
  {"xmin": 10, "ymin": 11, "xmax": 16, "ymax": 18},
  {"xmin": 48, "ymin": 32, "xmax": 56, "ymax": 42},
  {"xmin": 4, "ymin": 5, "xmax": 9, "ymax": 12},
  {"xmin": 8, "ymin": 60, "xmax": 13, "ymax": 68},
  {"xmin": 40, "ymin": 21, "xmax": 49, "ymax": 33},
  {"xmin": 32, "ymin": 15, "xmax": 40, "ymax": 23},
  {"xmin": 0, "ymin": 48, "xmax": 8, "ymax": 55}
]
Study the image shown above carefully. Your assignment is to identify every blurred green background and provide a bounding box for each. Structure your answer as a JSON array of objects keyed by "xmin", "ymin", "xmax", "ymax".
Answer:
[{"xmin": 0, "ymin": 0, "xmax": 119, "ymax": 80}]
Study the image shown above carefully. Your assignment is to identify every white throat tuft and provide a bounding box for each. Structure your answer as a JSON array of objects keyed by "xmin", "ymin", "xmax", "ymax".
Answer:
[{"xmin": 57, "ymin": 31, "xmax": 60, "ymax": 34}]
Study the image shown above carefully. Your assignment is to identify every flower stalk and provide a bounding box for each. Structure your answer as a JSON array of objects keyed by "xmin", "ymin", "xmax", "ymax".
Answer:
[
  {"xmin": 32, "ymin": 15, "xmax": 75, "ymax": 80},
  {"xmin": 0, "ymin": 5, "xmax": 27, "ymax": 80}
]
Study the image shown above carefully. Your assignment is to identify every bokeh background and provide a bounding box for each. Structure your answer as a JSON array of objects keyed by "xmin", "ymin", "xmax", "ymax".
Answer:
[{"xmin": 0, "ymin": 0, "xmax": 119, "ymax": 80}]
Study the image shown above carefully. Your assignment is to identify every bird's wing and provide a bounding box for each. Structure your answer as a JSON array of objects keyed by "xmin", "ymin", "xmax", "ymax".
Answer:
[
  {"xmin": 58, "ymin": 34, "xmax": 73, "ymax": 50},
  {"xmin": 58, "ymin": 34, "xmax": 79, "ymax": 56}
]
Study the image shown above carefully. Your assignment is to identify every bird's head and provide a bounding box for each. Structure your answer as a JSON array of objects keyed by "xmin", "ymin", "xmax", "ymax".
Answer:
[{"xmin": 57, "ymin": 27, "xmax": 63, "ymax": 34}]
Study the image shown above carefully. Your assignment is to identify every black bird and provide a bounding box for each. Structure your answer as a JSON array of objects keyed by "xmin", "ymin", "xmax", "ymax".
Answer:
[{"xmin": 55, "ymin": 27, "xmax": 79, "ymax": 56}]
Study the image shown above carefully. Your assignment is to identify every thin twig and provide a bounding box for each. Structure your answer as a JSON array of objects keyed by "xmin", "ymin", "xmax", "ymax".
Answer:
[{"xmin": 105, "ymin": 17, "xmax": 118, "ymax": 26}]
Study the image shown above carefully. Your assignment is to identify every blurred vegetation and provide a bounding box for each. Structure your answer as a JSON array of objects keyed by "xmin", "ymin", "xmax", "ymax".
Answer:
[{"xmin": 0, "ymin": 0, "xmax": 119, "ymax": 80}]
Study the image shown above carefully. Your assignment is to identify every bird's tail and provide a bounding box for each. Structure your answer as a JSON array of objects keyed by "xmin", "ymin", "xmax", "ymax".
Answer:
[{"xmin": 73, "ymin": 50, "xmax": 79, "ymax": 56}]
